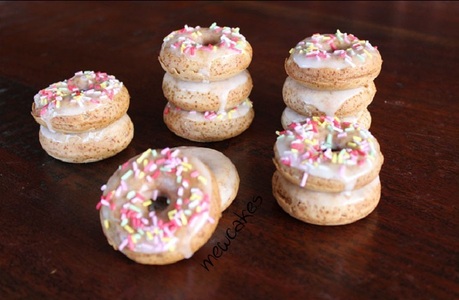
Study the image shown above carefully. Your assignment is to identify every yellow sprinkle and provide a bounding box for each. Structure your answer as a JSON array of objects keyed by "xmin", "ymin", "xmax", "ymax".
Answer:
[
  {"xmin": 353, "ymin": 136, "xmax": 362, "ymax": 142},
  {"xmin": 198, "ymin": 175, "xmax": 207, "ymax": 185},
  {"xmin": 348, "ymin": 142, "xmax": 357, "ymax": 148},
  {"xmin": 136, "ymin": 149, "xmax": 151, "ymax": 164},
  {"xmin": 332, "ymin": 153, "xmax": 338, "ymax": 164},
  {"xmin": 143, "ymin": 200, "xmax": 152, "ymax": 207},
  {"xmin": 104, "ymin": 219, "xmax": 110, "ymax": 229},
  {"xmin": 181, "ymin": 162, "xmax": 193, "ymax": 170},
  {"xmin": 364, "ymin": 49, "xmax": 372, "ymax": 58},
  {"xmin": 181, "ymin": 213, "xmax": 188, "ymax": 226},
  {"xmin": 55, "ymin": 101, "xmax": 61, "ymax": 109},
  {"xmin": 124, "ymin": 225, "xmax": 134, "ymax": 234},
  {"xmin": 146, "ymin": 231, "xmax": 153, "ymax": 240},
  {"xmin": 168, "ymin": 209, "xmax": 177, "ymax": 220}
]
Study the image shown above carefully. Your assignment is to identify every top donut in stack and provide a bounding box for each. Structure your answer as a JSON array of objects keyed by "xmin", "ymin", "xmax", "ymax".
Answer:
[
  {"xmin": 159, "ymin": 23, "xmax": 255, "ymax": 142},
  {"xmin": 281, "ymin": 30, "xmax": 383, "ymax": 129}
]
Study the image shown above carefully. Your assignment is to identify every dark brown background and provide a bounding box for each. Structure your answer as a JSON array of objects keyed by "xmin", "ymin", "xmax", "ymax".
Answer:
[{"xmin": 1, "ymin": 1, "xmax": 458, "ymax": 299}]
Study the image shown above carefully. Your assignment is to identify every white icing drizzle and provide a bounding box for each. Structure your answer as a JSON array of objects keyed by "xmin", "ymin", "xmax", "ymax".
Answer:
[
  {"xmin": 163, "ymin": 70, "xmax": 249, "ymax": 112},
  {"xmin": 165, "ymin": 99, "xmax": 253, "ymax": 121},
  {"xmin": 284, "ymin": 76, "xmax": 363, "ymax": 116}
]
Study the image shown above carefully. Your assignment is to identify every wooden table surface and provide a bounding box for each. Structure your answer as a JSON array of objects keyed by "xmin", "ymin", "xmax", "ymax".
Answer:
[{"xmin": 1, "ymin": 1, "xmax": 458, "ymax": 299}]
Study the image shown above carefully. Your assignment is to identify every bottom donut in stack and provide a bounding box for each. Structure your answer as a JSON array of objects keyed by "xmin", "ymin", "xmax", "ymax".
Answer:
[
  {"xmin": 97, "ymin": 146, "xmax": 239, "ymax": 265},
  {"xmin": 272, "ymin": 116, "xmax": 384, "ymax": 225}
]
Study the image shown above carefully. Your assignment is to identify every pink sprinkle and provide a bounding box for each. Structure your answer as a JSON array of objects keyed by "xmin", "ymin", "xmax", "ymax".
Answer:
[{"xmin": 300, "ymin": 172, "xmax": 308, "ymax": 187}]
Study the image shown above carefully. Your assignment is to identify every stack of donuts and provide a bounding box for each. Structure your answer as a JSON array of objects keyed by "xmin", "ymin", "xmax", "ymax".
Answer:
[
  {"xmin": 272, "ymin": 116, "xmax": 384, "ymax": 225},
  {"xmin": 159, "ymin": 23, "xmax": 255, "ymax": 142},
  {"xmin": 97, "ymin": 146, "xmax": 240, "ymax": 265},
  {"xmin": 281, "ymin": 30, "xmax": 383, "ymax": 130},
  {"xmin": 31, "ymin": 71, "xmax": 134, "ymax": 163}
]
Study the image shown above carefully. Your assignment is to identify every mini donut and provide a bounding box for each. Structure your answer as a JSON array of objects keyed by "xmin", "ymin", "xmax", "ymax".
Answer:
[
  {"xmin": 282, "ymin": 76, "xmax": 376, "ymax": 118},
  {"xmin": 31, "ymin": 71, "xmax": 129, "ymax": 133},
  {"xmin": 163, "ymin": 99, "xmax": 255, "ymax": 142},
  {"xmin": 281, "ymin": 107, "xmax": 372, "ymax": 130},
  {"xmin": 272, "ymin": 171, "xmax": 381, "ymax": 225},
  {"xmin": 285, "ymin": 30, "xmax": 382, "ymax": 90},
  {"xmin": 97, "ymin": 147, "xmax": 222, "ymax": 265},
  {"xmin": 39, "ymin": 114, "xmax": 134, "ymax": 163},
  {"xmin": 162, "ymin": 69, "xmax": 253, "ymax": 112},
  {"xmin": 273, "ymin": 116, "xmax": 384, "ymax": 192},
  {"xmin": 159, "ymin": 23, "xmax": 253, "ymax": 82},
  {"xmin": 176, "ymin": 146, "xmax": 239, "ymax": 211}
]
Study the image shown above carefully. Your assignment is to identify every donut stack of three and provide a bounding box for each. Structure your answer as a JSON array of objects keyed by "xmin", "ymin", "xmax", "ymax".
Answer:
[
  {"xmin": 97, "ymin": 146, "xmax": 240, "ymax": 265},
  {"xmin": 159, "ymin": 23, "xmax": 255, "ymax": 142},
  {"xmin": 31, "ymin": 71, "xmax": 134, "ymax": 163},
  {"xmin": 272, "ymin": 116, "xmax": 384, "ymax": 225},
  {"xmin": 281, "ymin": 30, "xmax": 383, "ymax": 130}
]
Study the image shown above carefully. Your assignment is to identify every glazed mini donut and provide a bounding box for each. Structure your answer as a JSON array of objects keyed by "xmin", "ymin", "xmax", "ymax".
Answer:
[
  {"xmin": 285, "ymin": 30, "xmax": 382, "ymax": 90},
  {"xmin": 162, "ymin": 69, "xmax": 253, "ymax": 112},
  {"xmin": 97, "ymin": 147, "xmax": 222, "ymax": 265},
  {"xmin": 273, "ymin": 116, "xmax": 384, "ymax": 192},
  {"xmin": 272, "ymin": 171, "xmax": 381, "ymax": 225},
  {"xmin": 39, "ymin": 114, "xmax": 134, "ymax": 163},
  {"xmin": 159, "ymin": 23, "xmax": 253, "ymax": 82},
  {"xmin": 282, "ymin": 76, "xmax": 376, "ymax": 118},
  {"xmin": 176, "ymin": 146, "xmax": 239, "ymax": 211},
  {"xmin": 163, "ymin": 99, "xmax": 255, "ymax": 142},
  {"xmin": 281, "ymin": 107, "xmax": 372, "ymax": 130},
  {"xmin": 31, "ymin": 71, "xmax": 130, "ymax": 133}
]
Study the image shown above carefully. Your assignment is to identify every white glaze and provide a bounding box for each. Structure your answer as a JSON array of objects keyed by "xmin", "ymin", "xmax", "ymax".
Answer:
[
  {"xmin": 166, "ymin": 98, "xmax": 253, "ymax": 121},
  {"xmin": 163, "ymin": 70, "xmax": 249, "ymax": 112},
  {"xmin": 283, "ymin": 76, "xmax": 363, "ymax": 116},
  {"xmin": 40, "ymin": 114, "xmax": 131, "ymax": 143}
]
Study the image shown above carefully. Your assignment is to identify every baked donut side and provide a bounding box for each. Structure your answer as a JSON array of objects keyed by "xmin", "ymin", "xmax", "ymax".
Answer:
[
  {"xmin": 280, "ymin": 107, "xmax": 372, "ymax": 130},
  {"xmin": 39, "ymin": 114, "xmax": 134, "ymax": 163},
  {"xmin": 176, "ymin": 146, "xmax": 240, "ymax": 211},
  {"xmin": 163, "ymin": 99, "xmax": 255, "ymax": 142},
  {"xmin": 285, "ymin": 30, "xmax": 382, "ymax": 90},
  {"xmin": 159, "ymin": 23, "xmax": 253, "ymax": 82},
  {"xmin": 282, "ymin": 76, "xmax": 376, "ymax": 118},
  {"xmin": 272, "ymin": 171, "xmax": 381, "ymax": 225},
  {"xmin": 162, "ymin": 69, "xmax": 253, "ymax": 112},
  {"xmin": 274, "ymin": 116, "xmax": 384, "ymax": 192},
  {"xmin": 97, "ymin": 147, "xmax": 221, "ymax": 265},
  {"xmin": 31, "ymin": 71, "xmax": 130, "ymax": 133}
]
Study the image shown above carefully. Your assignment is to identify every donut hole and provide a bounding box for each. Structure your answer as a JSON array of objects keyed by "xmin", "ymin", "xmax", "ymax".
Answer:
[
  {"xmin": 200, "ymin": 33, "xmax": 221, "ymax": 46},
  {"xmin": 148, "ymin": 195, "xmax": 171, "ymax": 212}
]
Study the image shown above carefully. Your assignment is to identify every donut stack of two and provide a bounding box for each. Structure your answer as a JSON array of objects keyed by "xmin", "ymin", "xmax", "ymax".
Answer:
[
  {"xmin": 281, "ymin": 30, "xmax": 383, "ymax": 130},
  {"xmin": 272, "ymin": 116, "xmax": 384, "ymax": 226},
  {"xmin": 31, "ymin": 71, "xmax": 134, "ymax": 163},
  {"xmin": 159, "ymin": 23, "xmax": 255, "ymax": 142}
]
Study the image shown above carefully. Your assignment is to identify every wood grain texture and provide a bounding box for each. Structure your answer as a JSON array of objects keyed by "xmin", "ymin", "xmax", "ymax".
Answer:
[{"xmin": 1, "ymin": 1, "xmax": 458, "ymax": 299}]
